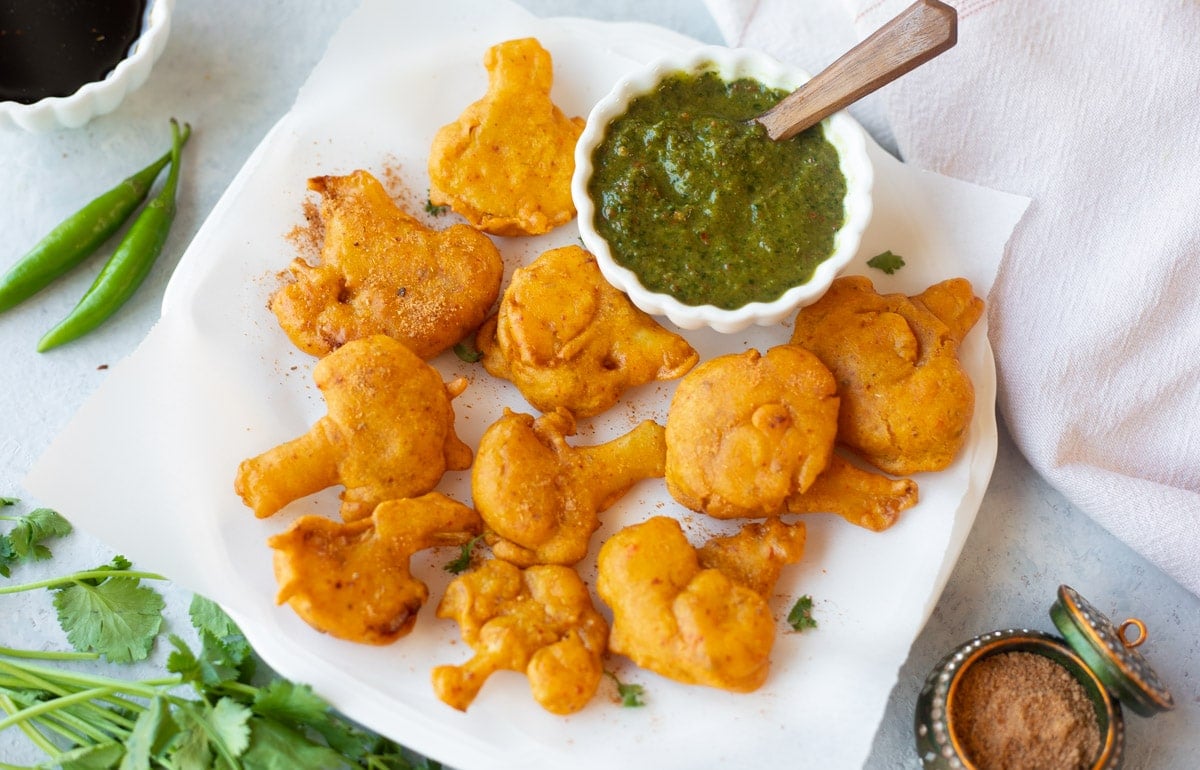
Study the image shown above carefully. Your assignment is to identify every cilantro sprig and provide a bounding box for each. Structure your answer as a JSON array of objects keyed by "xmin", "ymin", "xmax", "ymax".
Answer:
[
  {"xmin": 604, "ymin": 670, "xmax": 646, "ymax": 707},
  {"xmin": 0, "ymin": 553, "xmax": 166, "ymax": 662},
  {"xmin": 0, "ymin": 497, "xmax": 443, "ymax": 769},
  {"xmin": 0, "ymin": 498, "xmax": 72, "ymax": 576},
  {"xmin": 0, "ymin": 593, "xmax": 443, "ymax": 769},
  {"xmin": 444, "ymin": 534, "xmax": 483, "ymax": 574}
]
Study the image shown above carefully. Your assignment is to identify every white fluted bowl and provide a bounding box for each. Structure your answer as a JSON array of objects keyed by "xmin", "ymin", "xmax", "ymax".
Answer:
[
  {"xmin": 573, "ymin": 45, "xmax": 873, "ymax": 334},
  {"xmin": 0, "ymin": 0, "xmax": 174, "ymax": 132}
]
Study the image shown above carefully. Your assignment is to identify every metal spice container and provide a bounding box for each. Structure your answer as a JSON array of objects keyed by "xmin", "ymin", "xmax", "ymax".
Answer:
[{"xmin": 914, "ymin": 585, "xmax": 1174, "ymax": 769}]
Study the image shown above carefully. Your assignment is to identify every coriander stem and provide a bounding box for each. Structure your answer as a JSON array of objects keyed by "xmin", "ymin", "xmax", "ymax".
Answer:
[
  {"xmin": 0, "ymin": 646, "xmax": 100, "ymax": 661},
  {"xmin": 0, "ymin": 660, "xmax": 141, "ymax": 730},
  {"xmin": 39, "ymin": 698, "xmax": 125, "ymax": 742},
  {"xmin": 0, "ymin": 569, "xmax": 166, "ymax": 594},
  {"xmin": 0, "ymin": 685, "xmax": 117, "ymax": 733},
  {"xmin": 24, "ymin": 711, "xmax": 90, "ymax": 749},
  {"xmin": 0, "ymin": 693, "xmax": 59, "ymax": 760},
  {"xmin": 0, "ymin": 657, "xmax": 177, "ymax": 699},
  {"xmin": 218, "ymin": 680, "xmax": 258, "ymax": 698}
]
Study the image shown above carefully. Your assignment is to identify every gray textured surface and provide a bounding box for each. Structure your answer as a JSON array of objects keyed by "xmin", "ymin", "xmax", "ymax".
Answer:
[{"xmin": 1, "ymin": 1, "xmax": 1196, "ymax": 767}]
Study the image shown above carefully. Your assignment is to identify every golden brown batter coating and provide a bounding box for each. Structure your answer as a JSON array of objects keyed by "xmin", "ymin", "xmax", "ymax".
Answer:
[
  {"xmin": 789, "ymin": 275, "xmax": 983, "ymax": 475},
  {"xmin": 785, "ymin": 454, "xmax": 919, "ymax": 532},
  {"xmin": 268, "ymin": 492, "xmax": 482, "ymax": 645},
  {"xmin": 433, "ymin": 558, "xmax": 608, "ymax": 714},
  {"xmin": 428, "ymin": 38, "xmax": 583, "ymax": 236},
  {"xmin": 473, "ymin": 407, "xmax": 666, "ymax": 566},
  {"xmin": 597, "ymin": 516, "xmax": 804, "ymax": 693},
  {"xmin": 695, "ymin": 518, "xmax": 808, "ymax": 598},
  {"xmin": 235, "ymin": 335, "xmax": 472, "ymax": 521},
  {"xmin": 478, "ymin": 245, "xmax": 698, "ymax": 418},
  {"xmin": 269, "ymin": 170, "xmax": 503, "ymax": 359},
  {"xmin": 665, "ymin": 345, "xmax": 839, "ymax": 519}
]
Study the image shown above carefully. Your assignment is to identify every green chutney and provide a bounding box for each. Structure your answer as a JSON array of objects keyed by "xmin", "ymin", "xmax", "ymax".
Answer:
[{"xmin": 588, "ymin": 70, "xmax": 846, "ymax": 310}]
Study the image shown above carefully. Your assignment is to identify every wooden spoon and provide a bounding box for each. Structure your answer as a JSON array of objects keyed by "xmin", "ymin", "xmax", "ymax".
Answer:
[{"xmin": 754, "ymin": 0, "xmax": 957, "ymax": 141}]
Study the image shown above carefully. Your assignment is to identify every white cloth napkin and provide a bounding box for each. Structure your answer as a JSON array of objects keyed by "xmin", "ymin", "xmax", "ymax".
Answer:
[{"xmin": 703, "ymin": 0, "xmax": 1200, "ymax": 597}]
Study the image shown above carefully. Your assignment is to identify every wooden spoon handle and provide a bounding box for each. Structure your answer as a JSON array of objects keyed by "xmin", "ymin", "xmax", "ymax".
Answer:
[{"xmin": 756, "ymin": 0, "xmax": 957, "ymax": 141}]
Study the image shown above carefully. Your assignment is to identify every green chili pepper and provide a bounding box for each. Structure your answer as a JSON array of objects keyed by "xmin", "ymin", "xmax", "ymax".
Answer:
[
  {"xmin": 0, "ymin": 123, "xmax": 192, "ymax": 314},
  {"xmin": 37, "ymin": 119, "xmax": 190, "ymax": 353}
]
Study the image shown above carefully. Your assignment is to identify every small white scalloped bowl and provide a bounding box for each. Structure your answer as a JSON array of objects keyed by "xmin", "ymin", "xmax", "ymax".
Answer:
[
  {"xmin": 573, "ymin": 46, "xmax": 873, "ymax": 334},
  {"xmin": 0, "ymin": 0, "xmax": 174, "ymax": 133}
]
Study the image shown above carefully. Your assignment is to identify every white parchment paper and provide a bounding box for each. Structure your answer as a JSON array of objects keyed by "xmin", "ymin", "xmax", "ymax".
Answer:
[{"xmin": 25, "ymin": 1, "xmax": 1029, "ymax": 768}]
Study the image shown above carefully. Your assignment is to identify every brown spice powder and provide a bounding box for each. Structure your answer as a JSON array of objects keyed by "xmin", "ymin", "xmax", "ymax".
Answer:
[{"xmin": 950, "ymin": 651, "xmax": 1101, "ymax": 770}]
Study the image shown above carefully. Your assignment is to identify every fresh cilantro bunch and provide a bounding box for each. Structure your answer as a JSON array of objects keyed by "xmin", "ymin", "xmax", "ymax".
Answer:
[
  {"xmin": 0, "ymin": 499, "xmax": 442, "ymax": 770},
  {"xmin": 0, "ymin": 595, "xmax": 441, "ymax": 769}
]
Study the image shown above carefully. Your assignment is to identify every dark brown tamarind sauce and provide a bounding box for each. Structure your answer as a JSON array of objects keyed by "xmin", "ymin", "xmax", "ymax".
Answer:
[{"xmin": 0, "ymin": 0, "xmax": 147, "ymax": 104}]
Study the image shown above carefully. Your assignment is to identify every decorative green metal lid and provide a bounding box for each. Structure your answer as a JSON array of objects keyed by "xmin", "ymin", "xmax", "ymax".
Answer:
[{"xmin": 1050, "ymin": 584, "xmax": 1174, "ymax": 717}]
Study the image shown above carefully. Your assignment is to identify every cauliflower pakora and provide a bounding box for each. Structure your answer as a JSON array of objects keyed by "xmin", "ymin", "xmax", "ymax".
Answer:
[
  {"xmin": 235, "ymin": 335, "xmax": 472, "ymax": 521},
  {"xmin": 785, "ymin": 454, "xmax": 918, "ymax": 532},
  {"xmin": 428, "ymin": 38, "xmax": 583, "ymax": 236},
  {"xmin": 789, "ymin": 275, "xmax": 983, "ymax": 475},
  {"xmin": 269, "ymin": 169, "xmax": 503, "ymax": 359},
  {"xmin": 433, "ymin": 558, "xmax": 608, "ymax": 714},
  {"xmin": 597, "ymin": 516, "xmax": 804, "ymax": 693},
  {"xmin": 478, "ymin": 245, "xmax": 698, "ymax": 418},
  {"xmin": 473, "ymin": 407, "xmax": 666, "ymax": 566},
  {"xmin": 696, "ymin": 518, "xmax": 808, "ymax": 598},
  {"xmin": 268, "ymin": 492, "xmax": 482, "ymax": 645},
  {"xmin": 665, "ymin": 345, "xmax": 839, "ymax": 519}
]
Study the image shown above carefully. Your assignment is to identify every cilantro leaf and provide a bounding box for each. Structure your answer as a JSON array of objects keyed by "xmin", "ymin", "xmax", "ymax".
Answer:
[
  {"xmin": 787, "ymin": 595, "xmax": 818, "ymax": 632},
  {"xmin": 7, "ymin": 508, "xmax": 73, "ymax": 561},
  {"xmin": 444, "ymin": 535, "xmax": 482, "ymax": 574},
  {"xmin": 190, "ymin": 593, "xmax": 241, "ymax": 639},
  {"xmin": 0, "ymin": 506, "xmax": 72, "ymax": 575},
  {"xmin": 0, "ymin": 537, "xmax": 15, "ymax": 578},
  {"xmin": 188, "ymin": 594, "xmax": 256, "ymax": 684},
  {"xmin": 866, "ymin": 250, "xmax": 906, "ymax": 274},
  {"xmin": 239, "ymin": 717, "xmax": 349, "ymax": 770},
  {"xmin": 53, "ymin": 575, "xmax": 166, "ymax": 662},
  {"xmin": 210, "ymin": 696, "xmax": 254, "ymax": 756},
  {"xmin": 56, "ymin": 741, "xmax": 124, "ymax": 769},
  {"xmin": 123, "ymin": 696, "xmax": 177, "ymax": 770},
  {"xmin": 424, "ymin": 199, "xmax": 449, "ymax": 217},
  {"xmin": 604, "ymin": 670, "xmax": 646, "ymax": 707},
  {"xmin": 452, "ymin": 340, "xmax": 483, "ymax": 364},
  {"xmin": 252, "ymin": 679, "xmax": 332, "ymax": 727},
  {"xmin": 168, "ymin": 702, "xmax": 216, "ymax": 769},
  {"xmin": 166, "ymin": 634, "xmax": 206, "ymax": 684}
]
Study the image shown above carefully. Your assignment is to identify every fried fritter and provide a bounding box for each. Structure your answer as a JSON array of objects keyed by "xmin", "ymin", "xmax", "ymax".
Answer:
[
  {"xmin": 665, "ymin": 345, "xmax": 839, "ymax": 519},
  {"xmin": 473, "ymin": 407, "xmax": 666, "ymax": 566},
  {"xmin": 785, "ymin": 454, "xmax": 918, "ymax": 532},
  {"xmin": 478, "ymin": 245, "xmax": 698, "ymax": 418},
  {"xmin": 235, "ymin": 335, "xmax": 472, "ymax": 521},
  {"xmin": 597, "ymin": 516, "xmax": 804, "ymax": 693},
  {"xmin": 428, "ymin": 38, "xmax": 583, "ymax": 236},
  {"xmin": 433, "ymin": 558, "xmax": 608, "ymax": 714},
  {"xmin": 268, "ymin": 492, "xmax": 482, "ymax": 645},
  {"xmin": 269, "ymin": 169, "xmax": 503, "ymax": 358},
  {"xmin": 789, "ymin": 275, "xmax": 983, "ymax": 475},
  {"xmin": 696, "ymin": 518, "xmax": 808, "ymax": 598}
]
